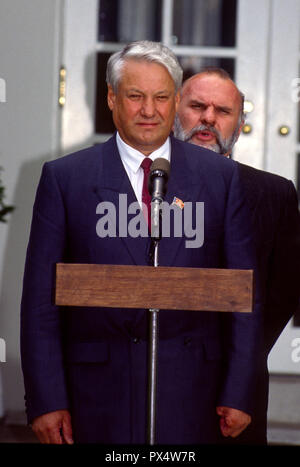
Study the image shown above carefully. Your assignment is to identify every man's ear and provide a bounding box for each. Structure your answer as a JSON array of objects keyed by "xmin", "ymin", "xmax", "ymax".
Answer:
[
  {"xmin": 172, "ymin": 90, "xmax": 181, "ymax": 131},
  {"xmin": 236, "ymin": 119, "xmax": 245, "ymax": 142},
  {"xmin": 107, "ymin": 85, "xmax": 116, "ymax": 111},
  {"xmin": 175, "ymin": 90, "xmax": 181, "ymax": 111}
]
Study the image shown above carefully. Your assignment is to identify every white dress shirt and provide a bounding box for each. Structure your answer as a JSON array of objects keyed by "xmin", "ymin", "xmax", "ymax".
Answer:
[{"xmin": 116, "ymin": 132, "xmax": 171, "ymax": 206}]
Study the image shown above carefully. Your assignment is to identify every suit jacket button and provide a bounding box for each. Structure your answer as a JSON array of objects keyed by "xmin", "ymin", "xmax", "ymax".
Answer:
[{"xmin": 133, "ymin": 337, "xmax": 140, "ymax": 344}]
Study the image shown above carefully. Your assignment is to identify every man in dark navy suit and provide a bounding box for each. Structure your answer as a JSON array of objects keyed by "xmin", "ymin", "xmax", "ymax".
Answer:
[
  {"xmin": 21, "ymin": 43, "xmax": 262, "ymax": 444},
  {"xmin": 174, "ymin": 67, "xmax": 300, "ymax": 444}
]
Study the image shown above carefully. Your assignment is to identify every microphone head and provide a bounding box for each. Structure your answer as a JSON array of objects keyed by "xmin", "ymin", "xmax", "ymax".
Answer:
[
  {"xmin": 148, "ymin": 157, "xmax": 170, "ymax": 198},
  {"xmin": 149, "ymin": 157, "xmax": 170, "ymax": 178}
]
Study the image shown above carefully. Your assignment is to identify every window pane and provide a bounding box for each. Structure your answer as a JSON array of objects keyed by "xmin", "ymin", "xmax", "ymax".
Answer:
[
  {"xmin": 173, "ymin": 0, "xmax": 237, "ymax": 47},
  {"xmin": 94, "ymin": 53, "xmax": 115, "ymax": 134},
  {"xmin": 98, "ymin": 0, "xmax": 162, "ymax": 43},
  {"xmin": 178, "ymin": 56, "xmax": 235, "ymax": 82}
]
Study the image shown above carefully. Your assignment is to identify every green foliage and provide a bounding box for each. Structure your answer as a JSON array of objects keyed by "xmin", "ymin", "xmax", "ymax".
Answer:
[{"xmin": 0, "ymin": 167, "xmax": 15, "ymax": 223}]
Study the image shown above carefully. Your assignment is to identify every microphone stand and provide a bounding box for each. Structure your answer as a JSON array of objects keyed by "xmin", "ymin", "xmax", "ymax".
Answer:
[
  {"xmin": 147, "ymin": 199, "xmax": 161, "ymax": 445},
  {"xmin": 146, "ymin": 158, "xmax": 169, "ymax": 445}
]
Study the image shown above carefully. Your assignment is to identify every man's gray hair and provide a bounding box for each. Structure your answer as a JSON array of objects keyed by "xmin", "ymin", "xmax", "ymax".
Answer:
[{"xmin": 106, "ymin": 40, "xmax": 183, "ymax": 93}]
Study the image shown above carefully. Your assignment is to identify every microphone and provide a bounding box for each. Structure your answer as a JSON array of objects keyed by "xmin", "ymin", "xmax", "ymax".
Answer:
[{"xmin": 148, "ymin": 158, "xmax": 170, "ymax": 240}]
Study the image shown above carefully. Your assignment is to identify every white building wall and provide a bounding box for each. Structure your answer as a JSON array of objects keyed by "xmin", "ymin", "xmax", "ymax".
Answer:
[{"xmin": 0, "ymin": 0, "xmax": 62, "ymax": 416}]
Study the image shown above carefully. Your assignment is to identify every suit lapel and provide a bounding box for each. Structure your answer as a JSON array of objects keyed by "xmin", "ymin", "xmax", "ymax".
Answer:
[
  {"xmin": 94, "ymin": 135, "xmax": 151, "ymax": 266},
  {"xmin": 238, "ymin": 163, "xmax": 264, "ymax": 221},
  {"xmin": 158, "ymin": 137, "xmax": 192, "ymax": 266}
]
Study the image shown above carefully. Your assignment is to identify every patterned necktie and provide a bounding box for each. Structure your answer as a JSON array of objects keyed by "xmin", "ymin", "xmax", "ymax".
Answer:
[{"xmin": 141, "ymin": 157, "xmax": 152, "ymax": 227}]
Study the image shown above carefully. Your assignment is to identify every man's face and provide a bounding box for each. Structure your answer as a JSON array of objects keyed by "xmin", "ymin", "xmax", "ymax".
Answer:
[
  {"xmin": 107, "ymin": 60, "xmax": 180, "ymax": 156},
  {"xmin": 174, "ymin": 74, "xmax": 243, "ymax": 155}
]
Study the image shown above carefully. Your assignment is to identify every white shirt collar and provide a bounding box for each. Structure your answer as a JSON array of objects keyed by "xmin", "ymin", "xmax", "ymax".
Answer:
[{"xmin": 116, "ymin": 132, "xmax": 171, "ymax": 172}]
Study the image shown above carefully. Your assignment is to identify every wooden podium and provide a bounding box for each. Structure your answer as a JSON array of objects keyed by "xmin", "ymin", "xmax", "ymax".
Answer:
[{"xmin": 55, "ymin": 263, "xmax": 254, "ymax": 443}]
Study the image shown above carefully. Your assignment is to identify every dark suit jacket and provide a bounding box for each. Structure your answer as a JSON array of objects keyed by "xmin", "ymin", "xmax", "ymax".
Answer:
[
  {"xmin": 21, "ymin": 135, "xmax": 263, "ymax": 444},
  {"xmin": 240, "ymin": 163, "xmax": 300, "ymax": 353},
  {"xmin": 226, "ymin": 163, "xmax": 300, "ymax": 445}
]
